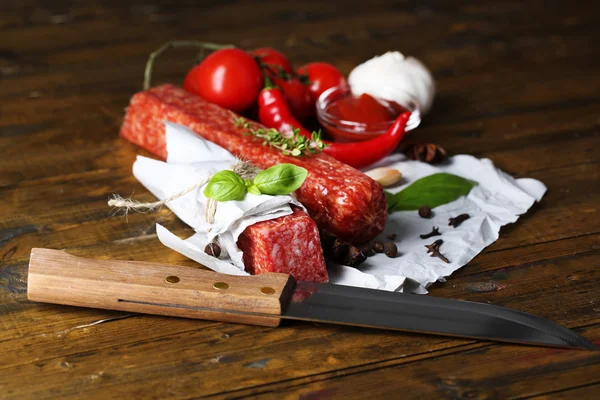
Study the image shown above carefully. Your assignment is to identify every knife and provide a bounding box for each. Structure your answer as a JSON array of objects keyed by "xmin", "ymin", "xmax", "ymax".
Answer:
[{"xmin": 27, "ymin": 248, "xmax": 597, "ymax": 349}]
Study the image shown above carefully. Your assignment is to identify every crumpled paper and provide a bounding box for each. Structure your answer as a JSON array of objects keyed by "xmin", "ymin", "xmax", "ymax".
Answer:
[
  {"xmin": 133, "ymin": 122, "xmax": 304, "ymax": 275},
  {"xmin": 132, "ymin": 121, "xmax": 546, "ymax": 293}
]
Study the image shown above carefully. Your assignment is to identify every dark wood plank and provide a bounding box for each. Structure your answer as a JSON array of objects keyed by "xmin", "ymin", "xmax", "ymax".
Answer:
[
  {"xmin": 530, "ymin": 382, "xmax": 600, "ymax": 399},
  {"xmin": 1, "ymin": 0, "xmax": 599, "ymax": 398},
  {"xmin": 238, "ymin": 325, "xmax": 600, "ymax": 400}
]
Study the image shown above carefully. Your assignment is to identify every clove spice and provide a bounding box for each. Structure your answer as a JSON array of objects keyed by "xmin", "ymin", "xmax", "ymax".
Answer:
[
  {"xmin": 204, "ymin": 242, "xmax": 222, "ymax": 258},
  {"xmin": 425, "ymin": 239, "xmax": 450, "ymax": 263},
  {"xmin": 387, "ymin": 233, "xmax": 397, "ymax": 240},
  {"xmin": 420, "ymin": 226, "xmax": 441, "ymax": 239},
  {"xmin": 449, "ymin": 213, "xmax": 470, "ymax": 228}
]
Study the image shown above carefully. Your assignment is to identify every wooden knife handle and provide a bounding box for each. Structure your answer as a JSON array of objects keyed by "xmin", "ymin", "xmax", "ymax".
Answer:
[{"xmin": 27, "ymin": 248, "xmax": 296, "ymax": 327}]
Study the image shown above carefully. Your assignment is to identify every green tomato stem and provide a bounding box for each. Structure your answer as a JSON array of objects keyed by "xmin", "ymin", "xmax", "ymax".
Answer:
[{"xmin": 143, "ymin": 40, "xmax": 235, "ymax": 90}]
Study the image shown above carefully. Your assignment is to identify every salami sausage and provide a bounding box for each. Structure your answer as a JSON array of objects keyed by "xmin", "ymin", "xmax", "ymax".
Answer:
[
  {"xmin": 120, "ymin": 84, "xmax": 387, "ymax": 244},
  {"xmin": 121, "ymin": 86, "xmax": 327, "ymax": 282}
]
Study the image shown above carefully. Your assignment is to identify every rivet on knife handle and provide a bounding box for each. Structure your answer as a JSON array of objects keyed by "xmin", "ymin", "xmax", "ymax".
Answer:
[{"xmin": 213, "ymin": 282, "xmax": 229, "ymax": 290}]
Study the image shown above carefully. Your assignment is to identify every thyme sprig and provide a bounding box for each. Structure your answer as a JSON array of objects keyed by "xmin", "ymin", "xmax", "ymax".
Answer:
[{"xmin": 234, "ymin": 116, "xmax": 326, "ymax": 156}]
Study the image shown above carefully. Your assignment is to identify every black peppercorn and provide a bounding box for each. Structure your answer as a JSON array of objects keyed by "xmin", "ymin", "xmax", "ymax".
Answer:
[
  {"xmin": 320, "ymin": 231, "xmax": 368, "ymax": 267},
  {"xmin": 418, "ymin": 205, "xmax": 432, "ymax": 218},
  {"xmin": 372, "ymin": 240, "xmax": 384, "ymax": 253},
  {"xmin": 320, "ymin": 230, "xmax": 337, "ymax": 249},
  {"xmin": 383, "ymin": 242, "xmax": 398, "ymax": 258},
  {"xmin": 329, "ymin": 238, "xmax": 349, "ymax": 261},
  {"xmin": 372, "ymin": 240, "xmax": 385, "ymax": 253},
  {"xmin": 361, "ymin": 243, "xmax": 374, "ymax": 257},
  {"xmin": 342, "ymin": 246, "xmax": 367, "ymax": 267},
  {"xmin": 204, "ymin": 242, "xmax": 221, "ymax": 258}
]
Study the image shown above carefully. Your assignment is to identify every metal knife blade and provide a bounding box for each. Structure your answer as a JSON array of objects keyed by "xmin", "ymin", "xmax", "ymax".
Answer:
[{"xmin": 283, "ymin": 281, "xmax": 598, "ymax": 350}]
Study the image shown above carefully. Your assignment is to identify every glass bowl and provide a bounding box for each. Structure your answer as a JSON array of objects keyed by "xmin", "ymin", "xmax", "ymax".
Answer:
[{"xmin": 316, "ymin": 84, "xmax": 421, "ymax": 142}]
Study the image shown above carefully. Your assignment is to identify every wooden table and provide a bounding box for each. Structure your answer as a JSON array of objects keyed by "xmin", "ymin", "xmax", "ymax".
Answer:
[{"xmin": 1, "ymin": 1, "xmax": 599, "ymax": 398}]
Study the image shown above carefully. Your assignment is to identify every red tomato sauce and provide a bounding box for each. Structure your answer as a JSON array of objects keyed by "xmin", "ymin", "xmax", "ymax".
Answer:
[
  {"xmin": 327, "ymin": 93, "xmax": 395, "ymax": 126},
  {"xmin": 321, "ymin": 93, "xmax": 408, "ymax": 141}
]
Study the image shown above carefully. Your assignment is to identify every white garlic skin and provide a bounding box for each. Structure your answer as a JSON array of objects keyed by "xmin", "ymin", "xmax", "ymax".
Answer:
[{"xmin": 348, "ymin": 51, "xmax": 435, "ymax": 114}]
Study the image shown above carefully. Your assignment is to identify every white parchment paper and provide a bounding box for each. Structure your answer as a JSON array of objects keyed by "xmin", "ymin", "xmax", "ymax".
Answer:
[{"xmin": 132, "ymin": 122, "xmax": 546, "ymax": 293}]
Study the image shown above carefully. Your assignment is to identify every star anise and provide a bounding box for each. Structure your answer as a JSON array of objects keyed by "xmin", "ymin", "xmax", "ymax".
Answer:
[{"xmin": 401, "ymin": 143, "xmax": 448, "ymax": 164}]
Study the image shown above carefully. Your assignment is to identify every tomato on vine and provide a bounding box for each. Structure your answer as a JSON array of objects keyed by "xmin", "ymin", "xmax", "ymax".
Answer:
[
  {"xmin": 251, "ymin": 47, "xmax": 294, "ymax": 74},
  {"xmin": 297, "ymin": 62, "xmax": 347, "ymax": 103},
  {"xmin": 184, "ymin": 48, "xmax": 263, "ymax": 113}
]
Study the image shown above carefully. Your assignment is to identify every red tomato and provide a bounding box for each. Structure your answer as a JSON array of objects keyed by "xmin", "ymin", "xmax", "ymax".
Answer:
[
  {"xmin": 184, "ymin": 48, "xmax": 263, "ymax": 113},
  {"xmin": 297, "ymin": 62, "xmax": 347, "ymax": 103},
  {"xmin": 273, "ymin": 77, "xmax": 313, "ymax": 122},
  {"xmin": 251, "ymin": 47, "xmax": 294, "ymax": 74}
]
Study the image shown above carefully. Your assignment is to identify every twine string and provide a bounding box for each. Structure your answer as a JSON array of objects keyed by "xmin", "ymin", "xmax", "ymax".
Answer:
[{"xmin": 108, "ymin": 162, "xmax": 262, "ymax": 224}]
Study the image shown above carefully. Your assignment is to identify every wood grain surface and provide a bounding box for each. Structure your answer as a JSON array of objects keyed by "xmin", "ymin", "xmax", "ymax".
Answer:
[{"xmin": 1, "ymin": 0, "xmax": 599, "ymax": 398}]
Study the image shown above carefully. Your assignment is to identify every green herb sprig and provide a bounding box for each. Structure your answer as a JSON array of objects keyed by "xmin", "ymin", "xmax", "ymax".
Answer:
[
  {"xmin": 386, "ymin": 173, "xmax": 477, "ymax": 213},
  {"xmin": 204, "ymin": 164, "xmax": 308, "ymax": 202},
  {"xmin": 261, "ymin": 63, "xmax": 312, "ymax": 85},
  {"xmin": 234, "ymin": 117, "xmax": 326, "ymax": 156}
]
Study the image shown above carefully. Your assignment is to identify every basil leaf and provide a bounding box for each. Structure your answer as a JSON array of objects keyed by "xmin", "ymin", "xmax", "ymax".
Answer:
[
  {"xmin": 253, "ymin": 164, "xmax": 308, "ymax": 195},
  {"xmin": 204, "ymin": 170, "xmax": 247, "ymax": 202},
  {"xmin": 387, "ymin": 173, "xmax": 477, "ymax": 213},
  {"xmin": 247, "ymin": 185, "xmax": 261, "ymax": 196}
]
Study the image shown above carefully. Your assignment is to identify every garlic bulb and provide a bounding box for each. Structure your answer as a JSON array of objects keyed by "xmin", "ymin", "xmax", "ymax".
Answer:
[{"xmin": 348, "ymin": 51, "xmax": 435, "ymax": 114}]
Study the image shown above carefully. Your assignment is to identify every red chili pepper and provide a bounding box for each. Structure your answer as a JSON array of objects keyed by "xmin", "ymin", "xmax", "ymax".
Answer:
[
  {"xmin": 258, "ymin": 83, "xmax": 307, "ymax": 136},
  {"xmin": 258, "ymin": 85, "xmax": 411, "ymax": 169},
  {"xmin": 322, "ymin": 112, "xmax": 410, "ymax": 169}
]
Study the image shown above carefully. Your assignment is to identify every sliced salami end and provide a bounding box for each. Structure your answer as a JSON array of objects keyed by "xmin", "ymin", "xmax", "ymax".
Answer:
[{"xmin": 238, "ymin": 207, "xmax": 328, "ymax": 283}]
